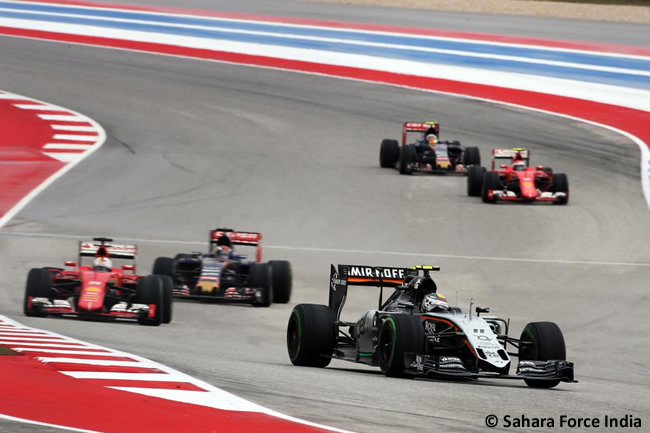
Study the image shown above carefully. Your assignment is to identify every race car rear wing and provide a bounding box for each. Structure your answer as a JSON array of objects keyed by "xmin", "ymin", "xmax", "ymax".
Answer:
[
  {"xmin": 78, "ymin": 241, "xmax": 137, "ymax": 260},
  {"xmin": 491, "ymin": 147, "xmax": 530, "ymax": 170},
  {"xmin": 210, "ymin": 228, "xmax": 263, "ymax": 262},
  {"xmin": 329, "ymin": 264, "xmax": 414, "ymax": 320},
  {"xmin": 401, "ymin": 121, "xmax": 439, "ymax": 145}
]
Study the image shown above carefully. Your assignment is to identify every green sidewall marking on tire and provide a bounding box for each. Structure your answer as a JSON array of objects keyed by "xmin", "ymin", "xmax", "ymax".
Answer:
[
  {"xmin": 382, "ymin": 317, "xmax": 397, "ymax": 373},
  {"xmin": 290, "ymin": 309, "xmax": 302, "ymax": 362}
]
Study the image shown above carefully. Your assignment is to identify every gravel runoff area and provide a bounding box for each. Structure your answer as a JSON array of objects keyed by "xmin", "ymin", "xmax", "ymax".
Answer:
[{"xmin": 304, "ymin": 0, "xmax": 650, "ymax": 24}]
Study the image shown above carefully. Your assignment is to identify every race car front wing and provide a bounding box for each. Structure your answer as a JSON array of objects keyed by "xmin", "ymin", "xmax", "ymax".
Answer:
[{"xmin": 404, "ymin": 353, "xmax": 576, "ymax": 383}]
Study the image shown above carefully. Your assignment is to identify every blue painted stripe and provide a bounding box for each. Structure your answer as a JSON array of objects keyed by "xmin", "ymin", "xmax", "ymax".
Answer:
[
  {"xmin": 1, "ymin": 1, "xmax": 649, "ymax": 73},
  {"xmin": 0, "ymin": 6, "xmax": 648, "ymax": 90}
]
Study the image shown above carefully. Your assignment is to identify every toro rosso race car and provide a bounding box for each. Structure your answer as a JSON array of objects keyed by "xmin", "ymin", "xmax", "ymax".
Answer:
[
  {"xmin": 24, "ymin": 237, "xmax": 172, "ymax": 326},
  {"xmin": 287, "ymin": 264, "xmax": 576, "ymax": 388},
  {"xmin": 467, "ymin": 148, "xmax": 569, "ymax": 204},
  {"xmin": 379, "ymin": 122, "xmax": 480, "ymax": 175},
  {"xmin": 152, "ymin": 228, "xmax": 292, "ymax": 307}
]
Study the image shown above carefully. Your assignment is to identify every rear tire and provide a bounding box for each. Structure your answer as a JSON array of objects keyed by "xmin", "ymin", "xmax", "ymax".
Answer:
[
  {"xmin": 24, "ymin": 268, "xmax": 53, "ymax": 317},
  {"xmin": 519, "ymin": 322, "xmax": 566, "ymax": 388},
  {"xmin": 467, "ymin": 166, "xmax": 486, "ymax": 197},
  {"xmin": 136, "ymin": 276, "xmax": 164, "ymax": 326},
  {"xmin": 379, "ymin": 139, "xmax": 399, "ymax": 168},
  {"xmin": 269, "ymin": 260, "xmax": 292, "ymax": 304},
  {"xmin": 464, "ymin": 147, "xmax": 481, "ymax": 166},
  {"xmin": 287, "ymin": 304, "xmax": 335, "ymax": 367},
  {"xmin": 399, "ymin": 145, "xmax": 415, "ymax": 175},
  {"xmin": 482, "ymin": 172, "xmax": 500, "ymax": 203},
  {"xmin": 249, "ymin": 263, "xmax": 272, "ymax": 307},
  {"xmin": 152, "ymin": 257, "xmax": 175, "ymax": 278},
  {"xmin": 551, "ymin": 173, "xmax": 569, "ymax": 205},
  {"xmin": 378, "ymin": 314, "xmax": 424, "ymax": 377}
]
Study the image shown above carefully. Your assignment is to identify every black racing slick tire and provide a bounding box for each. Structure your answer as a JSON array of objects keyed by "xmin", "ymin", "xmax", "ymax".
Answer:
[
  {"xmin": 399, "ymin": 145, "xmax": 415, "ymax": 175},
  {"xmin": 269, "ymin": 260, "xmax": 292, "ymax": 304},
  {"xmin": 551, "ymin": 173, "xmax": 569, "ymax": 205},
  {"xmin": 519, "ymin": 322, "xmax": 566, "ymax": 388},
  {"xmin": 379, "ymin": 139, "xmax": 399, "ymax": 168},
  {"xmin": 152, "ymin": 257, "xmax": 175, "ymax": 279},
  {"xmin": 464, "ymin": 147, "xmax": 481, "ymax": 166},
  {"xmin": 467, "ymin": 165, "xmax": 486, "ymax": 197},
  {"xmin": 136, "ymin": 276, "xmax": 164, "ymax": 326},
  {"xmin": 249, "ymin": 263, "xmax": 272, "ymax": 307},
  {"xmin": 482, "ymin": 172, "xmax": 501, "ymax": 203},
  {"xmin": 158, "ymin": 275, "xmax": 174, "ymax": 324},
  {"xmin": 378, "ymin": 314, "xmax": 424, "ymax": 378},
  {"xmin": 287, "ymin": 304, "xmax": 335, "ymax": 368},
  {"xmin": 24, "ymin": 268, "xmax": 53, "ymax": 317}
]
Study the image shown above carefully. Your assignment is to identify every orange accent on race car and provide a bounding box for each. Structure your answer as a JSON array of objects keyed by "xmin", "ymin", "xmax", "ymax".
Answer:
[{"xmin": 348, "ymin": 277, "xmax": 403, "ymax": 285}]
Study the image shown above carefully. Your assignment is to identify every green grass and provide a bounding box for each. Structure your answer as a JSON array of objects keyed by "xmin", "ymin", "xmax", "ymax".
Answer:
[
  {"xmin": 0, "ymin": 347, "xmax": 20, "ymax": 356},
  {"xmin": 527, "ymin": 0, "xmax": 650, "ymax": 5}
]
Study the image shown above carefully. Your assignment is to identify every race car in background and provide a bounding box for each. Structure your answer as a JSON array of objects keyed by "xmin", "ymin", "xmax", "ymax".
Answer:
[
  {"xmin": 287, "ymin": 264, "xmax": 576, "ymax": 388},
  {"xmin": 467, "ymin": 148, "xmax": 569, "ymax": 204},
  {"xmin": 152, "ymin": 228, "xmax": 292, "ymax": 307},
  {"xmin": 379, "ymin": 122, "xmax": 481, "ymax": 175},
  {"xmin": 24, "ymin": 237, "xmax": 172, "ymax": 326}
]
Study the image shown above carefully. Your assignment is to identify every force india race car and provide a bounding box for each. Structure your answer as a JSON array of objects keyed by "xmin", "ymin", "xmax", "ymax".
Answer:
[
  {"xmin": 379, "ymin": 122, "xmax": 481, "ymax": 175},
  {"xmin": 287, "ymin": 264, "xmax": 576, "ymax": 388},
  {"xmin": 24, "ymin": 237, "xmax": 172, "ymax": 326},
  {"xmin": 467, "ymin": 148, "xmax": 569, "ymax": 204},
  {"xmin": 152, "ymin": 228, "xmax": 292, "ymax": 307}
]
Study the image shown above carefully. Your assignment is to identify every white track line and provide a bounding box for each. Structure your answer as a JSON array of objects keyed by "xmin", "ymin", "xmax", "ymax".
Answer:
[
  {"xmin": 36, "ymin": 114, "xmax": 86, "ymax": 121},
  {"xmin": 52, "ymin": 134, "xmax": 98, "ymax": 141},
  {"xmin": 37, "ymin": 358, "xmax": 148, "ymax": 367},
  {"xmin": 13, "ymin": 348, "xmax": 124, "ymax": 356},
  {"xmin": 0, "ymin": 414, "xmax": 104, "ymax": 433},
  {"xmin": 1, "ymin": 230, "xmax": 649, "ymax": 267},
  {"xmin": 43, "ymin": 143, "xmax": 93, "ymax": 150},
  {"xmin": 13, "ymin": 103, "xmax": 68, "ymax": 111},
  {"xmin": 51, "ymin": 124, "xmax": 95, "ymax": 131}
]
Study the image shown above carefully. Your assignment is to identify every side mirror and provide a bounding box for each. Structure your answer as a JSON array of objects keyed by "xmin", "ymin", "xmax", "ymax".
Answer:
[
  {"xmin": 500, "ymin": 164, "xmax": 507, "ymax": 168},
  {"xmin": 536, "ymin": 165, "xmax": 544, "ymax": 170},
  {"xmin": 64, "ymin": 261, "xmax": 77, "ymax": 267},
  {"xmin": 476, "ymin": 306, "xmax": 490, "ymax": 316},
  {"xmin": 122, "ymin": 265, "xmax": 136, "ymax": 272}
]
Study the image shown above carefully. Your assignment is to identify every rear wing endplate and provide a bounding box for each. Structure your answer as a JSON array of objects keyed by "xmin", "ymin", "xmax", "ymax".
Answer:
[{"xmin": 210, "ymin": 228, "xmax": 263, "ymax": 262}]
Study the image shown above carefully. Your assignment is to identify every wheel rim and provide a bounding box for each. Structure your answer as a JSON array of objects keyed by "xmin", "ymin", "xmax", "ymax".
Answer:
[
  {"xmin": 379, "ymin": 319, "xmax": 396, "ymax": 371},
  {"xmin": 288, "ymin": 310, "xmax": 301, "ymax": 361}
]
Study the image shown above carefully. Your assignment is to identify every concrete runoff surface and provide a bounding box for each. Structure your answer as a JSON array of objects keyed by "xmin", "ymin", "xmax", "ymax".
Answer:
[{"xmin": 0, "ymin": 9, "xmax": 649, "ymax": 433}]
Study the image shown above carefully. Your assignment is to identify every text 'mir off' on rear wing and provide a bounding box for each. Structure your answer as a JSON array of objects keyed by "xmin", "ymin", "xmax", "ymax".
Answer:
[
  {"xmin": 210, "ymin": 228, "xmax": 263, "ymax": 262},
  {"xmin": 79, "ymin": 241, "xmax": 137, "ymax": 260},
  {"xmin": 491, "ymin": 148, "xmax": 530, "ymax": 170},
  {"xmin": 328, "ymin": 264, "xmax": 412, "ymax": 321}
]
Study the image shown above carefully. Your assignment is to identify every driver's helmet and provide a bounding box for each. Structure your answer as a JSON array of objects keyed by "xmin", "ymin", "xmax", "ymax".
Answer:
[
  {"xmin": 425, "ymin": 133, "xmax": 438, "ymax": 145},
  {"xmin": 421, "ymin": 293, "xmax": 449, "ymax": 313},
  {"xmin": 215, "ymin": 245, "xmax": 232, "ymax": 261},
  {"xmin": 513, "ymin": 161, "xmax": 527, "ymax": 171},
  {"xmin": 93, "ymin": 257, "xmax": 112, "ymax": 271}
]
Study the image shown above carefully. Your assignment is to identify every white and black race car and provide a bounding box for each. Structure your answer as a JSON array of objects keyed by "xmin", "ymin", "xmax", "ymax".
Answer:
[{"xmin": 287, "ymin": 264, "xmax": 576, "ymax": 388}]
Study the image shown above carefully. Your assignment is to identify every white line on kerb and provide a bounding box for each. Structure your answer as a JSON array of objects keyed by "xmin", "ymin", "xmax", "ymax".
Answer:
[
  {"xmin": 37, "ymin": 114, "xmax": 85, "ymax": 121},
  {"xmin": 1, "ymin": 231, "xmax": 648, "ymax": 267},
  {"xmin": 43, "ymin": 143, "xmax": 93, "ymax": 150},
  {"xmin": 51, "ymin": 124, "xmax": 95, "ymax": 131},
  {"xmin": 13, "ymin": 103, "xmax": 67, "ymax": 111}
]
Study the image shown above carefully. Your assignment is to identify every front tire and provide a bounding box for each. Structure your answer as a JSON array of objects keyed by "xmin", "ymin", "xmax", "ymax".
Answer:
[
  {"xmin": 269, "ymin": 260, "xmax": 292, "ymax": 304},
  {"xmin": 158, "ymin": 275, "xmax": 173, "ymax": 324},
  {"xmin": 379, "ymin": 139, "xmax": 399, "ymax": 168},
  {"xmin": 136, "ymin": 276, "xmax": 164, "ymax": 326},
  {"xmin": 249, "ymin": 263, "xmax": 272, "ymax": 307},
  {"xmin": 24, "ymin": 268, "xmax": 53, "ymax": 317},
  {"xmin": 551, "ymin": 173, "xmax": 569, "ymax": 205},
  {"xmin": 378, "ymin": 314, "xmax": 424, "ymax": 377},
  {"xmin": 152, "ymin": 257, "xmax": 175, "ymax": 278},
  {"xmin": 482, "ymin": 172, "xmax": 500, "ymax": 203},
  {"xmin": 287, "ymin": 304, "xmax": 335, "ymax": 367},
  {"xmin": 399, "ymin": 145, "xmax": 415, "ymax": 175},
  {"xmin": 519, "ymin": 322, "xmax": 566, "ymax": 388},
  {"xmin": 467, "ymin": 166, "xmax": 486, "ymax": 197}
]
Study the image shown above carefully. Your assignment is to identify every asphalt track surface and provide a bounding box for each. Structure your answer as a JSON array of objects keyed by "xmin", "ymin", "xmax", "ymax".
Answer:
[{"xmin": 1, "ymin": 2, "xmax": 650, "ymax": 432}]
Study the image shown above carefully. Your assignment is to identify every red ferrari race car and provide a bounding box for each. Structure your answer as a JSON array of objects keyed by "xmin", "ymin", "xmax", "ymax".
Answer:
[
  {"xmin": 152, "ymin": 228, "xmax": 292, "ymax": 307},
  {"xmin": 467, "ymin": 148, "xmax": 569, "ymax": 204},
  {"xmin": 24, "ymin": 237, "xmax": 172, "ymax": 326},
  {"xmin": 379, "ymin": 121, "xmax": 480, "ymax": 175}
]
